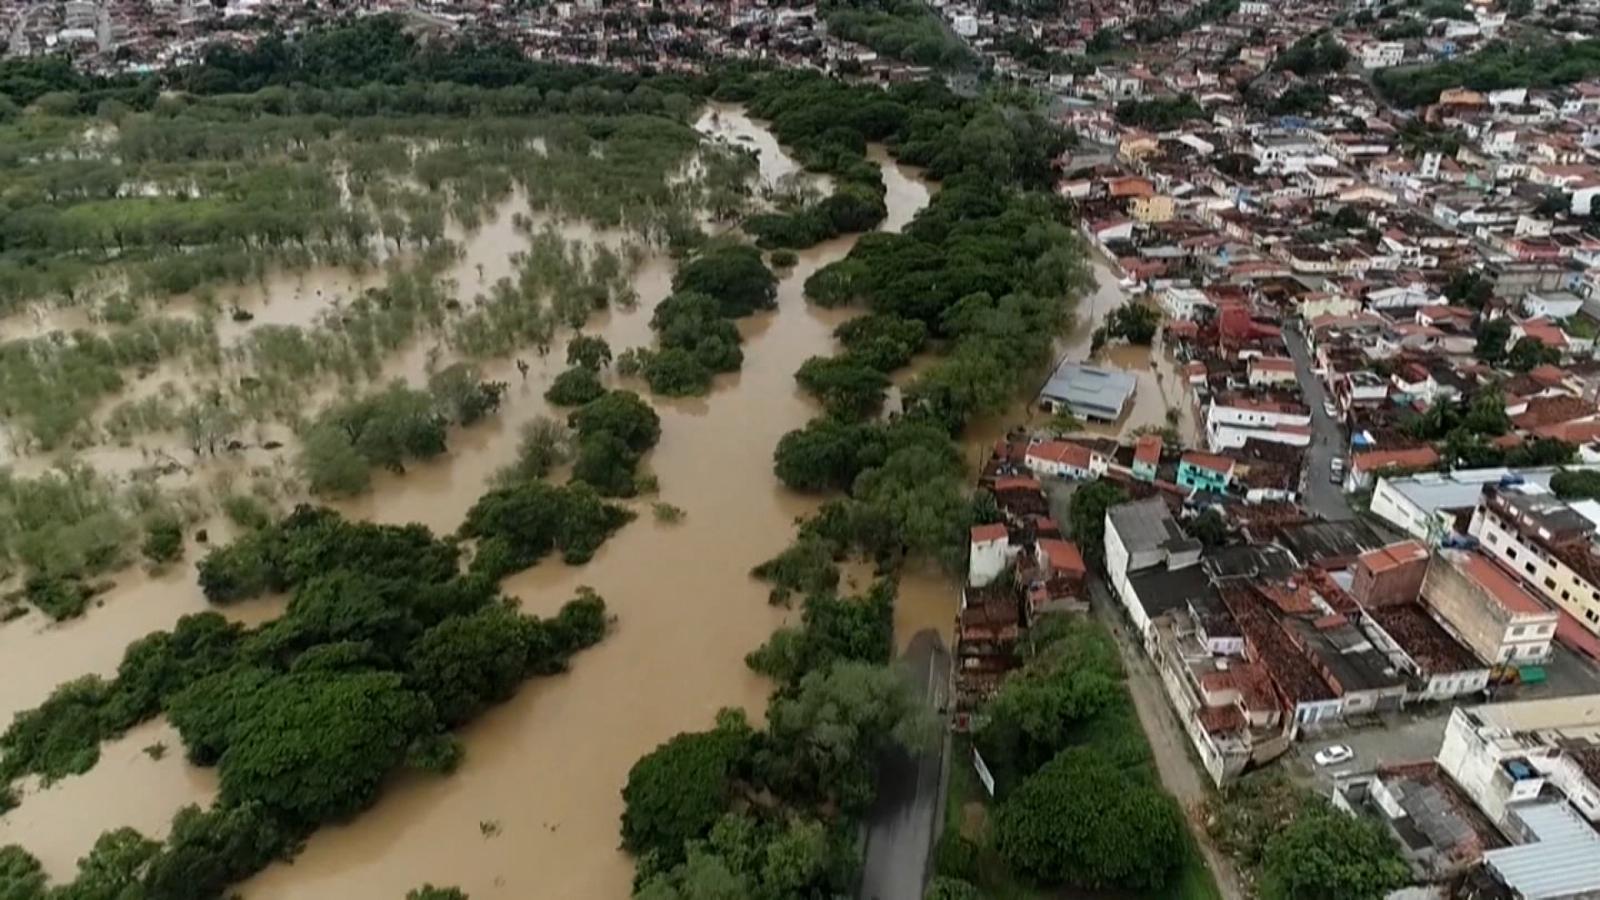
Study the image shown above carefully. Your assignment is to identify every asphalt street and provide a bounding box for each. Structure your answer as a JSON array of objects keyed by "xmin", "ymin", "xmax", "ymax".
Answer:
[
  {"xmin": 1282, "ymin": 321, "xmax": 1355, "ymax": 520},
  {"xmin": 857, "ymin": 630, "xmax": 951, "ymax": 900}
]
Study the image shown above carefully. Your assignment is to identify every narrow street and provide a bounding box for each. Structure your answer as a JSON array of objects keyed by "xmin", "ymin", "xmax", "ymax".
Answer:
[
  {"xmin": 1281, "ymin": 320, "xmax": 1355, "ymax": 520},
  {"xmin": 1088, "ymin": 578, "xmax": 1248, "ymax": 900},
  {"xmin": 858, "ymin": 630, "xmax": 951, "ymax": 900}
]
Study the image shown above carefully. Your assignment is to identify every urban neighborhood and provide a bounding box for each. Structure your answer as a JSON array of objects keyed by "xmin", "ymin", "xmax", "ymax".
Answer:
[{"xmin": 4, "ymin": 0, "xmax": 1600, "ymax": 899}]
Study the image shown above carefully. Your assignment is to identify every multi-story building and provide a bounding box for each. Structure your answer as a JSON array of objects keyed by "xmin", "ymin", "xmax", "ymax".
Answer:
[
  {"xmin": 1177, "ymin": 451, "xmax": 1235, "ymax": 493},
  {"xmin": 1437, "ymin": 696, "xmax": 1600, "ymax": 827},
  {"xmin": 1420, "ymin": 547, "xmax": 1558, "ymax": 665},
  {"xmin": 1469, "ymin": 485, "xmax": 1600, "ymax": 637}
]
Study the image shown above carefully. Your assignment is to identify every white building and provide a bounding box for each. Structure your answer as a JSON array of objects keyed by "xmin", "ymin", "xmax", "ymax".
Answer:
[
  {"xmin": 1161, "ymin": 286, "xmax": 1214, "ymax": 321},
  {"xmin": 1023, "ymin": 440, "xmax": 1110, "ymax": 480},
  {"xmin": 1360, "ymin": 41, "xmax": 1405, "ymax": 69},
  {"xmin": 968, "ymin": 523, "xmax": 1013, "ymax": 588},
  {"xmin": 1104, "ymin": 499, "xmax": 1203, "ymax": 641},
  {"xmin": 1437, "ymin": 696, "xmax": 1600, "ymax": 828},
  {"xmin": 1419, "ymin": 548, "xmax": 1557, "ymax": 665},
  {"xmin": 1469, "ymin": 485, "xmax": 1600, "ymax": 638}
]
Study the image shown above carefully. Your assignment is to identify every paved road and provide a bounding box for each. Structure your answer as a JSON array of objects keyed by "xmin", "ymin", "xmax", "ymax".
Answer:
[
  {"xmin": 858, "ymin": 630, "xmax": 951, "ymax": 900},
  {"xmin": 1282, "ymin": 321, "xmax": 1354, "ymax": 520},
  {"xmin": 1088, "ymin": 579, "xmax": 1247, "ymax": 900}
]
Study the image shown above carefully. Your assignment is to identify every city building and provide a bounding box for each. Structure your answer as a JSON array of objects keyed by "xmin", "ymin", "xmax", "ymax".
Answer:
[
  {"xmin": 1469, "ymin": 485, "xmax": 1600, "ymax": 638},
  {"xmin": 1037, "ymin": 362, "xmax": 1137, "ymax": 422},
  {"xmin": 1420, "ymin": 548, "xmax": 1558, "ymax": 665}
]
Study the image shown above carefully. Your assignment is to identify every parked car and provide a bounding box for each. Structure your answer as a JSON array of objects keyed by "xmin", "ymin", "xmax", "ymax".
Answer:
[
  {"xmin": 1323, "ymin": 400, "xmax": 1338, "ymax": 418},
  {"xmin": 1314, "ymin": 744, "xmax": 1354, "ymax": 766}
]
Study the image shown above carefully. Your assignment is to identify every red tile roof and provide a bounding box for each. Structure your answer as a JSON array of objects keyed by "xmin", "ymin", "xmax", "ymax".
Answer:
[
  {"xmin": 1359, "ymin": 540, "xmax": 1428, "ymax": 574},
  {"xmin": 1182, "ymin": 451, "xmax": 1236, "ymax": 474},
  {"xmin": 1036, "ymin": 538, "xmax": 1087, "ymax": 578},
  {"xmin": 1250, "ymin": 357, "xmax": 1296, "ymax": 373},
  {"xmin": 1529, "ymin": 364, "xmax": 1567, "ymax": 388},
  {"xmin": 1518, "ymin": 318, "xmax": 1568, "ymax": 349},
  {"xmin": 1459, "ymin": 552, "xmax": 1550, "ymax": 617},
  {"xmin": 1026, "ymin": 440, "xmax": 1096, "ymax": 469},
  {"xmin": 1351, "ymin": 446, "xmax": 1440, "ymax": 474},
  {"xmin": 1512, "ymin": 395, "xmax": 1596, "ymax": 430},
  {"xmin": 1134, "ymin": 434, "xmax": 1162, "ymax": 466},
  {"xmin": 971, "ymin": 523, "xmax": 1008, "ymax": 544}
]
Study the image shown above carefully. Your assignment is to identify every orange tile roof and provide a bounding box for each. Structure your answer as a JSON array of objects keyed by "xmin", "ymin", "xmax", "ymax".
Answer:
[
  {"xmin": 1027, "ymin": 440, "xmax": 1096, "ymax": 469},
  {"xmin": 1359, "ymin": 540, "xmax": 1428, "ymax": 574},
  {"xmin": 1182, "ymin": 451, "xmax": 1236, "ymax": 474},
  {"xmin": 1460, "ymin": 552, "xmax": 1550, "ymax": 617},
  {"xmin": 1037, "ymin": 539, "xmax": 1086, "ymax": 577},
  {"xmin": 1352, "ymin": 446, "xmax": 1440, "ymax": 473},
  {"xmin": 971, "ymin": 523, "xmax": 1008, "ymax": 544},
  {"xmin": 1135, "ymin": 434, "xmax": 1162, "ymax": 466}
]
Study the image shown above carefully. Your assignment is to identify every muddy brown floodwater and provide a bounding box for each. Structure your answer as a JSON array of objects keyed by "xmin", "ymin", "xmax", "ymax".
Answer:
[{"xmin": 0, "ymin": 107, "xmax": 948, "ymax": 896}]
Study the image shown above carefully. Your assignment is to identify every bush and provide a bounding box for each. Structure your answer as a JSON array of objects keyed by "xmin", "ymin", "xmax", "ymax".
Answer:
[
  {"xmin": 621, "ymin": 712, "xmax": 752, "ymax": 866},
  {"xmin": 406, "ymin": 733, "xmax": 464, "ymax": 774},
  {"xmin": 569, "ymin": 391, "xmax": 661, "ymax": 453},
  {"xmin": 644, "ymin": 347, "xmax": 713, "ymax": 396},
  {"xmin": 142, "ymin": 513, "xmax": 185, "ymax": 565},
  {"xmin": 492, "ymin": 416, "xmax": 572, "ymax": 486},
  {"xmin": 407, "ymin": 886, "xmax": 468, "ymax": 900},
  {"xmin": 671, "ymin": 244, "xmax": 777, "ymax": 317},
  {"xmin": 220, "ymin": 494, "xmax": 274, "ymax": 531},
  {"xmin": 544, "ymin": 366, "xmax": 606, "ymax": 406},
  {"xmin": 460, "ymin": 481, "xmax": 634, "ymax": 574},
  {"xmin": 795, "ymin": 356, "xmax": 890, "ymax": 419},
  {"xmin": 770, "ymin": 249, "xmax": 799, "ymax": 267},
  {"xmin": 572, "ymin": 431, "xmax": 643, "ymax": 498},
  {"xmin": 23, "ymin": 573, "xmax": 94, "ymax": 620},
  {"xmin": 566, "ymin": 335, "xmax": 613, "ymax": 371}
]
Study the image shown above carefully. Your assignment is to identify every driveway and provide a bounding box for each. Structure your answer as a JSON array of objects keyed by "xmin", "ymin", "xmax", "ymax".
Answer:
[
  {"xmin": 1282, "ymin": 321, "xmax": 1354, "ymax": 520},
  {"xmin": 858, "ymin": 630, "xmax": 951, "ymax": 900}
]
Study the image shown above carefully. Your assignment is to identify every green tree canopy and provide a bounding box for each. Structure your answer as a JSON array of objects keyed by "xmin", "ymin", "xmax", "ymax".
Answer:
[
  {"xmin": 994, "ymin": 748, "xmax": 1184, "ymax": 891},
  {"xmin": 1259, "ymin": 802, "xmax": 1409, "ymax": 900}
]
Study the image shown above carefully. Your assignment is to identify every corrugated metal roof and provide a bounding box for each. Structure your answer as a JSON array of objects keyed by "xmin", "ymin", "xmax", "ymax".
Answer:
[{"xmin": 1483, "ymin": 802, "xmax": 1600, "ymax": 899}]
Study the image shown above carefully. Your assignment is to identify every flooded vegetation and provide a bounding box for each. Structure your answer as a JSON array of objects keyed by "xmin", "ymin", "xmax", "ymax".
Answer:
[{"xmin": 0, "ymin": 19, "xmax": 1167, "ymax": 900}]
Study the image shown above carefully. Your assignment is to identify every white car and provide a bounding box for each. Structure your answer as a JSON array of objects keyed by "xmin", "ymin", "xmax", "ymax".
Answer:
[
  {"xmin": 1323, "ymin": 400, "xmax": 1338, "ymax": 418},
  {"xmin": 1314, "ymin": 744, "xmax": 1354, "ymax": 767}
]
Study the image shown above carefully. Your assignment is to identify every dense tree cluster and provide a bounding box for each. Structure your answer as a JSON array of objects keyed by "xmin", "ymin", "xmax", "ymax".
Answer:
[
  {"xmin": 954, "ymin": 617, "xmax": 1191, "ymax": 893},
  {"xmin": 300, "ymin": 374, "xmax": 506, "ymax": 496},
  {"xmin": 622, "ymin": 662, "xmax": 932, "ymax": 899},
  {"xmin": 744, "ymin": 579, "xmax": 894, "ymax": 687},
  {"xmin": 817, "ymin": 0, "xmax": 971, "ymax": 68},
  {"xmin": 1273, "ymin": 33, "xmax": 1352, "ymax": 77},
  {"xmin": 1375, "ymin": 39, "xmax": 1600, "ymax": 107},
  {"xmin": 1115, "ymin": 95, "xmax": 1205, "ymax": 129},
  {"xmin": 1552, "ymin": 468, "xmax": 1600, "ymax": 500},
  {"xmin": 564, "ymin": 389, "xmax": 662, "ymax": 497},
  {"xmin": 460, "ymin": 480, "xmax": 635, "ymax": 576},
  {"xmin": 2, "ymin": 505, "xmax": 610, "ymax": 899}
]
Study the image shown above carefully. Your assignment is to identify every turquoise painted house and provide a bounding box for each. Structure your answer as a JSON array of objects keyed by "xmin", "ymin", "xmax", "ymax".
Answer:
[{"xmin": 1177, "ymin": 451, "xmax": 1235, "ymax": 493}]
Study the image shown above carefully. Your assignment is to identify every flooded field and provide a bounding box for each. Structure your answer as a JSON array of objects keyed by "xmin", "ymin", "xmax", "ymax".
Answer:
[{"xmin": 0, "ymin": 107, "xmax": 955, "ymax": 896}]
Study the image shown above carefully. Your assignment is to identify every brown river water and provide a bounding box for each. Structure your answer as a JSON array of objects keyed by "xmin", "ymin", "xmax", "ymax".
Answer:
[{"xmin": 0, "ymin": 106, "xmax": 1168, "ymax": 895}]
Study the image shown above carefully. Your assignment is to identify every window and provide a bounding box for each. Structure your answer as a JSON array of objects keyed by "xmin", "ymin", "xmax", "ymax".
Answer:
[
  {"xmin": 1525, "ymin": 561, "xmax": 1537, "ymax": 576},
  {"xmin": 1510, "ymin": 626, "xmax": 1523, "ymax": 638},
  {"xmin": 1545, "ymin": 577, "xmax": 1557, "ymax": 590},
  {"xmin": 1508, "ymin": 547, "xmax": 1519, "ymax": 560},
  {"xmin": 1563, "ymin": 590, "xmax": 1571, "ymax": 601}
]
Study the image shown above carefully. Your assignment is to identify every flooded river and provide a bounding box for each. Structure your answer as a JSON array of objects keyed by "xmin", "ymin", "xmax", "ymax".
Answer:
[
  {"xmin": 0, "ymin": 105, "xmax": 1174, "ymax": 897},
  {"xmin": 0, "ymin": 107, "xmax": 944, "ymax": 895}
]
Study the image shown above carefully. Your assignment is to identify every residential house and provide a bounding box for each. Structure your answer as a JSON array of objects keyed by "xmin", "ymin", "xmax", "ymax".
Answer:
[
  {"xmin": 1024, "ymin": 440, "xmax": 1110, "ymax": 480},
  {"xmin": 1178, "ymin": 451, "xmax": 1236, "ymax": 493}
]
